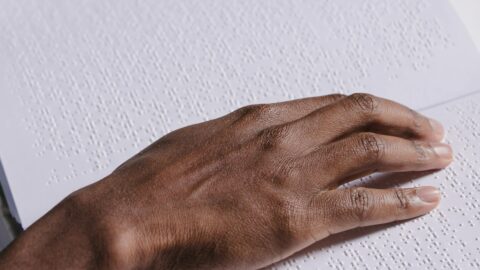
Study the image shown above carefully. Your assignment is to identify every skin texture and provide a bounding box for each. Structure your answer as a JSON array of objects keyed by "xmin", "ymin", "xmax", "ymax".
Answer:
[{"xmin": 0, "ymin": 93, "xmax": 452, "ymax": 269}]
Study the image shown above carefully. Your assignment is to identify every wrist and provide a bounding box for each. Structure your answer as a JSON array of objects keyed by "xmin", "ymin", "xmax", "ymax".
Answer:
[
  {"xmin": 0, "ymin": 189, "xmax": 99, "ymax": 269},
  {"xmin": 56, "ymin": 185, "xmax": 144, "ymax": 269},
  {"xmin": 0, "ymin": 178, "xmax": 186, "ymax": 270},
  {"xmin": 59, "ymin": 183, "xmax": 155, "ymax": 269}
]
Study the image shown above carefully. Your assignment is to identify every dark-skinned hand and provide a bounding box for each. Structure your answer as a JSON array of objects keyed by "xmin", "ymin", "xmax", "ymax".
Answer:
[{"xmin": 0, "ymin": 93, "xmax": 452, "ymax": 269}]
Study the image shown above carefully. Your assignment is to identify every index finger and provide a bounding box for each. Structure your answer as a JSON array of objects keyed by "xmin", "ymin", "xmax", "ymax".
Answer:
[{"xmin": 284, "ymin": 93, "xmax": 444, "ymax": 151}]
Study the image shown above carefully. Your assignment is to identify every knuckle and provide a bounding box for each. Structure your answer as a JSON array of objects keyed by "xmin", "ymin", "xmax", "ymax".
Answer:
[
  {"xmin": 233, "ymin": 105, "xmax": 254, "ymax": 119},
  {"xmin": 251, "ymin": 104, "xmax": 271, "ymax": 114},
  {"xmin": 410, "ymin": 109, "xmax": 426, "ymax": 130},
  {"xmin": 348, "ymin": 188, "xmax": 371, "ymax": 222},
  {"xmin": 393, "ymin": 188, "xmax": 410, "ymax": 209},
  {"xmin": 347, "ymin": 93, "xmax": 379, "ymax": 115},
  {"xmin": 411, "ymin": 141, "xmax": 430, "ymax": 163},
  {"xmin": 407, "ymin": 109, "xmax": 433, "ymax": 138},
  {"xmin": 410, "ymin": 109, "xmax": 431, "ymax": 129},
  {"xmin": 231, "ymin": 104, "xmax": 258, "ymax": 121},
  {"xmin": 233, "ymin": 104, "xmax": 278, "ymax": 125},
  {"xmin": 246, "ymin": 193, "xmax": 298, "ymax": 251},
  {"xmin": 239, "ymin": 104, "xmax": 270, "ymax": 117},
  {"xmin": 356, "ymin": 133, "xmax": 385, "ymax": 161}
]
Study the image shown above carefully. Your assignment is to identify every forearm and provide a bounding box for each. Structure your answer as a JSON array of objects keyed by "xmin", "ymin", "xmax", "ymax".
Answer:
[
  {"xmin": 0, "ymin": 181, "xmax": 199, "ymax": 270},
  {"xmin": 0, "ymin": 195, "xmax": 98, "ymax": 269}
]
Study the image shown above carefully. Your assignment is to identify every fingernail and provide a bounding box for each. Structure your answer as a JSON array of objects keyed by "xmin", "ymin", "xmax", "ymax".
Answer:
[
  {"xmin": 416, "ymin": 186, "xmax": 441, "ymax": 203},
  {"xmin": 431, "ymin": 142, "xmax": 453, "ymax": 160},
  {"xmin": 429, "ymin": 118, "xmax": 445, "ymax": 140}
]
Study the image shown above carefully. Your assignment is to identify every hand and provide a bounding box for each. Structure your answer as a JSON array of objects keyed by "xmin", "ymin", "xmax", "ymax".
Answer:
[{"xmin": 0, "ymin": 93, "xmax": 452, "ymax": 269}]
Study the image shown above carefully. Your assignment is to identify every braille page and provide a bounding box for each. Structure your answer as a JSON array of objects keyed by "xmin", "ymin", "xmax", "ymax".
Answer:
[
  {"xmin": 0, "ymin": 0, "xmax": 479, "ymax": 229},
  {"xmin": 270, "ymin": 91, "xmax": 480, "ymax": 270}
]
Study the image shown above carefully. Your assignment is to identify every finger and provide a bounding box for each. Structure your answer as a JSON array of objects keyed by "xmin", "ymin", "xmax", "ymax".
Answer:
[
  {"xmin": 229, "ymin": 94, "xmax": 346, "ymax": 128},
  {"xmin": 312, "ymin": 186, "xmax": 441, "ymax": 236},
  {"xmin": 302, "ymin": 132, "xmax": 453, "ymax": 186},
  {"xmin": 286, "ymin": 93, "xmax": 444, "ymax": 150},
  {"xmin": 266, "ymin": 94, "xmax": 348, "ymax": 124}
]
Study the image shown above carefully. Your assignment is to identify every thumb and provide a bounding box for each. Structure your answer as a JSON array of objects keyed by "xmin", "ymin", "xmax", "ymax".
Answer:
[{"xmin": 317, "ymin": 186, "xmax": 440, "ymax": 236}]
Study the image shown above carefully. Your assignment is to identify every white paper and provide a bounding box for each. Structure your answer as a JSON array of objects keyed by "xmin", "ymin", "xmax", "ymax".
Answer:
[{"xmin": 0, "ymin": 0, "xmax": 479, "ymax": 267}]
